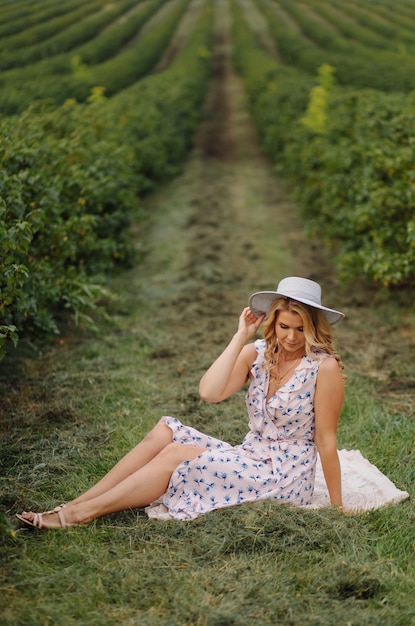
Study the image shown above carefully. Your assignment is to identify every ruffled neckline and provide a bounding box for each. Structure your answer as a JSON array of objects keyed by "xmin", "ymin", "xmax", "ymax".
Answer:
[
  {"xmin": 252, "ymin": 339, "xmax": 326, "ymax": 409},
  {"xmin": 266, "ymin": 354, "xmax": 309, "ymax": 404}
]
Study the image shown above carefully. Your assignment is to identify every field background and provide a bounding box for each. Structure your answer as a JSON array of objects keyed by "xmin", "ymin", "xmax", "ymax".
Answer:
[{"xmin": 1, "ymin": 1, "xmax": 415, "ymax": 624}]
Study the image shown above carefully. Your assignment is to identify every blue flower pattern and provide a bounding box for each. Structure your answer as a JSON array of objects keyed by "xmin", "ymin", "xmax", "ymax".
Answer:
[{"xmin": 159, "ymin": 339, "xmax": 329, "ymax": 520}]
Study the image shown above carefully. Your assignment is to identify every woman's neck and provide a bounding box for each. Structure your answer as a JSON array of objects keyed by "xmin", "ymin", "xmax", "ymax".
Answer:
[{"xmin": 276, "ymin": 345, "xmax": 305, "ymax": 363}]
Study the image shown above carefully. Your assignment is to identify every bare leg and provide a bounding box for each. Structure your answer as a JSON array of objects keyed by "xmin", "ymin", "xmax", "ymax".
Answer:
[
  {"xmin": 68, "ymin": 419, "xmax": 174, "ymax": 505},
  {"xmin": 19, "ymin": 442, "xmax": 206, "ymax": 529}
]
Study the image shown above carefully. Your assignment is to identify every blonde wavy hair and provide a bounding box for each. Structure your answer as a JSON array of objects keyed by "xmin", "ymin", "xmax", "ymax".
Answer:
[{"xmin": 262, "ymin": 298, "xmax": 345, "ymax": 376}]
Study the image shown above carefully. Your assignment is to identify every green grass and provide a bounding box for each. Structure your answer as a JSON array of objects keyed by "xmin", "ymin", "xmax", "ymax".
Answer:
[{"xmin": 2, "ymin": 503, "xmax": 415, "ymax": 624}]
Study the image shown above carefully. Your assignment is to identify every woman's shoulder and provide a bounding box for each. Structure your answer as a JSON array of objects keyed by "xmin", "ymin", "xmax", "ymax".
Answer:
[
  {"xmin": 310, "ymin": 347, "xmax": 332, "ymax": 361},
  {"xmin": 312, "ymin": 351, "xmax": 341, "ymax": 377},
  {"xmin": 307, "ymin": 349, "xmax": 339, "ymax": 372}
]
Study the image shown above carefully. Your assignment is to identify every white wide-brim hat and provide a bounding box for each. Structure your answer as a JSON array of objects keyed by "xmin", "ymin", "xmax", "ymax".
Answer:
[{"xmin": 248, "ymin": 276, "xmax": 345, "ymax": 325}]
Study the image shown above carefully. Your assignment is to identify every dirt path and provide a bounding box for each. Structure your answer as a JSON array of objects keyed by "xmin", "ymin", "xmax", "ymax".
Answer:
[{"xmin": 133, "ymin": 0, "xmax": 338, "ymax": 409}]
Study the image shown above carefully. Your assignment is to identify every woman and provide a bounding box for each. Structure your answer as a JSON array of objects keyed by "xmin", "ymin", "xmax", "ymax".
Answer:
[{"xmin": 16, "ymin": 276, "xmax": 345, "ymax": 529}]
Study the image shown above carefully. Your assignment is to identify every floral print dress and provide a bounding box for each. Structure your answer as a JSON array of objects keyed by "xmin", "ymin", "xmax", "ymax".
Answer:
[{"xmin": 146, "ymin": 339, "xmax": 330, "ymax": 521}]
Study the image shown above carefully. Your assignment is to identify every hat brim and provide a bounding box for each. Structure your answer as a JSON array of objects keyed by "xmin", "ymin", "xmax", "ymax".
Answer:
[{"xmin": 248, "ymin": 291, "xmax": 345, "ymax": 325}]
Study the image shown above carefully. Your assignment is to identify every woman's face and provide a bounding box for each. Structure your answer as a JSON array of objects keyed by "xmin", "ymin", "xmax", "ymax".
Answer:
[{"xmin": 275, "ymin": 310, "xmax": 306, "ymax": 354}]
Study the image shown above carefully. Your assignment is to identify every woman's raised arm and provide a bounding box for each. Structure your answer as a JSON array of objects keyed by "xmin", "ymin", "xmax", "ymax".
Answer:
[{"xmin": 199, "ymin": 308, "xmax": 263, "ymax": 403}]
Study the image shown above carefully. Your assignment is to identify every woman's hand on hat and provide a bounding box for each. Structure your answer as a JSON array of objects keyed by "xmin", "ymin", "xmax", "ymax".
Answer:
[{"xmin": 238, "ymin": 307, "xmax": 264, "ymax": 340}]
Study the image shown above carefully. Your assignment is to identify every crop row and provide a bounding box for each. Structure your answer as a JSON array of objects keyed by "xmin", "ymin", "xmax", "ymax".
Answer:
[
  {"xmin": 0, "ymin": 0, "xmax": 101, "ymax": 46},
  {"xmin": 0, "ymin": 0, "xmax": 214, "ymax": 360},
  {"xmin": 252, "ymin": 0, "xmax": 415, "ymax": 92},
  {"xmin": 0, "ymin": 0, "xmax": 190, "ymax": 115},
  {"xmin": 0, "ymin": 0, "xmax": 89, "ymax": 37},
  {"xmin": 4, "ymin": 0, "xmax": 415, "ymax": 112},
  {"xmin": 315, "ymin": 0, "xmax": 415, "ymax": 45},
  {"xmin": 340, "ymin": 0, "xmax": 415, "ymax": 32},
  {"xmin": 0, "ymin": 0, "xmax": 141, "ymax": 71},
  {"xmin": 232, "ymin": 0, "xmax": 415, "ymax": 289},
  {"xmin": 292, "ymin": 0, "xmax": 415, "ymax": 44},
  {"xmin": 304, "ymin": 0, "xmax": 415, "ymax": 51}
]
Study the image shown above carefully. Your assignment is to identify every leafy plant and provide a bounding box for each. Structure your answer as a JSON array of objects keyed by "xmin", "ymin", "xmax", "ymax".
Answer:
[
  {"xmin": 0, "ymin": 0, "xmax": 214, "ymax": 360},
  {"xmin": 232, "ymin": 0, "xmax": 415, "ymax": 288}
]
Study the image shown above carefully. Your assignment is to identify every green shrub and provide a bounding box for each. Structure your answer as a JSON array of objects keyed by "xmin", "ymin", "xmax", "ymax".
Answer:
[
  {"xmin": 0, "ymin": 0, "xmax": 140, "ymax": 71},
  {"xmin": 232, "ymin": 0, "xmax": 415, "ymax": 288},
  {"xmin": 287, "ymin": 89, "xmax": 415, "ymax": 287},
  {"xmin": 0, "ymin": 0, "xmax": 214, "ymax": 359},
  {"xmin": 253, "ymin": 0, "xmax": 415, "ymax": 92},
  {"xmin": 0, "ymin": 98, "xmax": 138, "ymax": 341},
  {"xmin": 0, "ymin": 0, "xmax": 88, "ymax": 38},
  {"xmin": 0, "ymin": 0, "xmax": 103, "ymax": 52},
  {"xmin": 0, "ymin": 0, "xmax": 189, "ymax": 115}
]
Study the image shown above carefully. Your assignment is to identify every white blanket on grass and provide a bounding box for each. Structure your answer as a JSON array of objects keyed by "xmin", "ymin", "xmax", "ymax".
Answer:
[
  {"xmin": 307, "ymin": 448, "xmax": 409, "ymax": 512},
  {"xmin": 146, "ymin": 449, "xmax": 409, "ymax": 519}
]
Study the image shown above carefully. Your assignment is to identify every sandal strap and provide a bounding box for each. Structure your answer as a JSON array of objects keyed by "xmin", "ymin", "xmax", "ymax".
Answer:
[
  {"xmin": 33, "ymin": 513, "xmax": 43, "ymax": 528},
  {"xmin": 44, "ymin": 503, "xmax": 66, "ymax": 515},
  {"xmin": 57, "ymin": 507, "xmax": 67, "ymax": 528}
]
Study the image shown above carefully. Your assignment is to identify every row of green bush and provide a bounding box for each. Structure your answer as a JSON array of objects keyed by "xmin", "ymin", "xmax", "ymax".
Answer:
[
  {"xmin": 254, "ymin": 0, "xmax": 415, "ymax": 92},
  {"xmin": 0, "ymin": 0, "xmax": 87, "ymax": 37},
  {"xmin": 0, "ymin": 0, "xmax": 160, "ymax": 80},
  {"xmin": 0, "ymin": 0, "xmax": 141, "ymax": 71},
  {"xmin": 329, "ymin": 0, "xmax": 415, "ymax": 38},
  {"xmin": 0, "ymin": 0, "xmax": 102, "ymax": 50},
  {"xmin": 275, "ymin": 0, "xmax": 385, "ymax": 55},
  {"xmin": 305, "ymin": 0, "xmax": 415, "ymax": 51},
  {"xmin": 0, "ymin": 0, "xmax": 189, "ymax": 115},
  {"xmin": 0, "ymin": 0, "xmax": 214, "ymax": 360},
  {"xmin": 232, "ymin": 0, "xmax": 415, "ymax": 288}
]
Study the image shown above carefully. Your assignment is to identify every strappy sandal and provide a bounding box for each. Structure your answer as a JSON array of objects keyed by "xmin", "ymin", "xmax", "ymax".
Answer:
[{"xmin": 16, "ymin": 506, "xmax": 73, "ymax": 529}]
